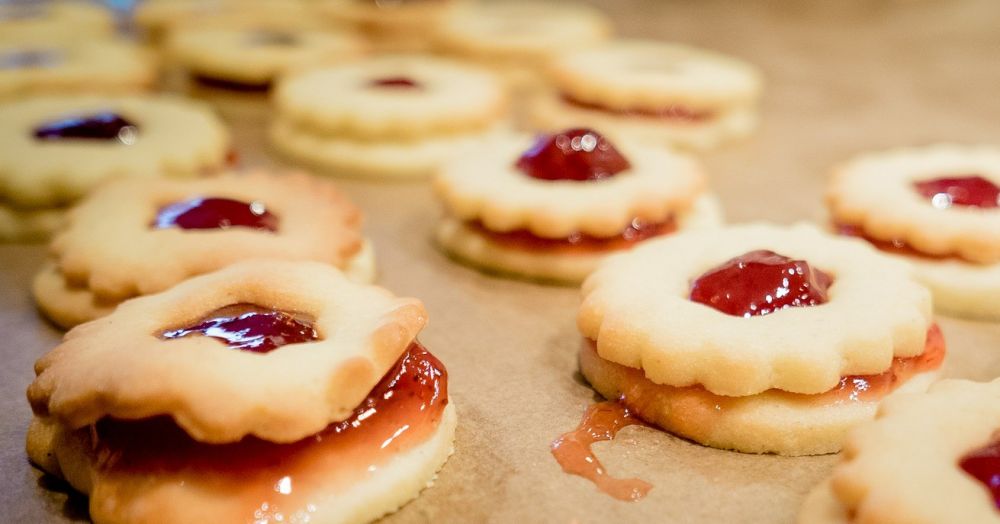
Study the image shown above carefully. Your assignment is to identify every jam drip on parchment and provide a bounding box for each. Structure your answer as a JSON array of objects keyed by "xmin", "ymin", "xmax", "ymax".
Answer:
[
  {"xmin": 161, "ymin": 303, "xmax": 317, "ymax": 353},
  {"xmin": 959, "ymin": 437, "xmax": 1000, "ymax": 509},
  {"xmin": 153, "ymin": 197, "xmax": 279, "ymax": 232},
  {"xmin": 516, "ymin": 128, "xmax": 631, "ymax": 182}
]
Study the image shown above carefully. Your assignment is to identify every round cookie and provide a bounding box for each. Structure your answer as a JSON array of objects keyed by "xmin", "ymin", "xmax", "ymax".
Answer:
[
  {"xmin": 829, "ymin": 144, "xmax": 1000, "ymax": 320},
  {"xmin": 530, "ymin": 40, "xmax": 763, "ymax": 150},
  {"xmin": 577, "ymin": 223, "xmax": 942, "ymax": 455},
  {"xmin": 0, "ymin": 2, "xmax": 114, "ymax": 44},
  {"xmin": 799, "ymin": 378, "xmax": 1000, "ymax": 523},
  {"xmin": 136, "ymin": 0, "xmax": 314, "ymax": 41},
  {"xmin": 316, "ymin": 0, "xmax": 459, "ymax": 52}
]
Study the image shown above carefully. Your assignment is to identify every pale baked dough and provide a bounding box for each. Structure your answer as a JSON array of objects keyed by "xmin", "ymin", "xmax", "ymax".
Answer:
[
  {"xmin": 0, "ymin": 95, "xmax": 230, "ymax": 209},
  {"xmin": 274, "ymin": 55, "xmax": 507, "ymax": 140},
  {"xmin": 270, "ymin": 118, "xmax": 505, "ymax": 179},
  {"xmin": 828, "ymin": 144, "xmax": 1000, "ymax": 264},
  {"xmin": 434, "ymin": 133, "xmax": 707, "ymax": 238},
  {"xmin": 799, "ymin": 378, "xmax": 1000, "ymax": 523},
  {"xmin": 0, "ymin": 203, "xmax": 64, "ymax": 242},
  {"xmin": 136, "ymin": 0, "xmax": 314, "ymax": 40},
  {"xmin": 0, "ymin": 40, "xmax": 157, "ymax": 100},
  {"xmin": 317, "ymin": 0, "xmax": 458, "ymax": 51},
  {"xmin": 436, "ymin": 194, "xmax": 722, "ymax": 284},
  {"xmin": 0, "ymin": 2, "xmax": 114, "ymax": 44},
  {"xmin": 29, "ymin": 260, "xmax": 426, "ymax": 444},
  {"xmin": 579, "ymin": 223, "xmax": 933, "ymax": 397},
  {"xmin": 167, "ymin": 26, "xmax": 365, "ymax": 86},
  {"xmin": 580, "ymin": 341, "xmax": 939, "ymax": 456},
  {"xmin": 27, "ymin": 404, "xmax": 456, "ymax": 524}
]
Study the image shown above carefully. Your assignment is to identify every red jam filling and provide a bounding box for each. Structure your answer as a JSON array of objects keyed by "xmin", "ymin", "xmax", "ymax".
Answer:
[
  {"xmin": 561, "ymin": 94, "xmax": 714, "ymax": 123},
  {"xmin": 960, "ymin": 438, "xmax": 1000, "ymax": 509},
  {"xmin": 516, "ymin": 128, "xmax": 631, "ymax": 182},
  {"xmin": 914, "ymin": 175, "xmax": 1000, "ymax": 209},
  {"xmin": 0, "ymin": 48, "xmax": 60, "ymax": 69},
  {"xmin": 161, "ymin": 304, "xmax": 317, "ymax": 353},
  {"xmin": 836, "ymin": 223, "xmax": 956, "ymax": 262},
  {"xmin": 467, "ymin": 216, "xmax": 676, "ymax": 254},
  {"xmin": 689, "ymin": 250, "xmax": 834, "ymax": 318},
  {"xmin": 33, "ymin": 112, "xmax": 138, "ymax": 141},
  {"xmin": 83, "ymin": 343, "xmax": 448, "ymax": 520},
  {"xmin": 368, "ymin": 76, "xmax": 422, "ymax": 89},
  {"xmin": 153, "ymin": 197, "xmax": 278, "ymax": 232}
]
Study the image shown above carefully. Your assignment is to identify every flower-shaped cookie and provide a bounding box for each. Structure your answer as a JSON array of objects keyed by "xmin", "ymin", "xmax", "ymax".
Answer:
[
  {"xmin": 577, "ymin": 223, "xmax": 941, "ymax": 455},
  {"xmin": 799, "ymin": 378, "xmax": 1000, "ymax": 523},
  {"xmin": 531, "ymin": 40, "xmax": 763, "ymax": 150},
  {"xmin": 434, "ymin": 128, "xmax": 721, "ymax": 283},
  {"xmin": 34, "ymin": 170, "xmax": 372, "ymax": 328},
  {"xmin": 26, "ymin": 260, "xmax": 456, "ymax": 523},
  {"xmin": 0, "ymin": 2, "xmax": 114, "ymax": 44},
  {"xmin": 829, "ymin": 144, "xmax": 1000, "ymax": 320}
]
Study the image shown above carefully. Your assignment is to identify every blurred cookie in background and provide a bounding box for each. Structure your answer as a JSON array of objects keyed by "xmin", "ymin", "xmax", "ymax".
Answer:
[
  {"xmin": 316, "ymin": 0, "xmax": 460, "ymax": 52},
  {"xmin": 0, "ymin": 1, "xmax": 115, "ymax": 45}
]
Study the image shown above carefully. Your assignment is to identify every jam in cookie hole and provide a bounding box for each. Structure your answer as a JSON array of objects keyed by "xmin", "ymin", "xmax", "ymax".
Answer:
[
  {"xmin": 162, "ymin": 304, "xmax": 319, "ymax": 353},
  {"xmin": 33, "ymin": 111, "xmax": 139, "ymax": 142},
  {"xmin": 153, "ymin": 197, "xmax": 278, "ymax": 232}
]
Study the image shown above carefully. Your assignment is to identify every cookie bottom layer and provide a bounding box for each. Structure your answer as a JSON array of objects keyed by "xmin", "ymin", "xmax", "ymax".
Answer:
[
  {"xmin": 530, "ymin": 93, "xmax": 758, "ymax": 150},
  {"xmin": 879, "ymin": 251, "xmax": 1000, "ymax": 321},
  {"xmin": 33, "ymin": 239, "xmax": 377, "ymax": 329},
  {"xmin": 0, "ymin": 204, "xmax": 65, "ymax": 243},
  {"xmin": 27, "ymin": 403, "xmax": 457, "ymax": 524},
  {"xmin": 436, "ymin": 194, "xmax": 723, "ymax": 284},
  {"xmin": 270, "ymin": 119, "xmax": 503, "ymax": 179},
  {"xmin": 578, "ymin": 343, "xmax": 939, "ymax": 456}
]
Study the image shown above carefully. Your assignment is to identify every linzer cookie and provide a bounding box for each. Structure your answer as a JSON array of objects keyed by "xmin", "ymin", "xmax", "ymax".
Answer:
[
  {"xmin": 829, "ymin": 144, "xmax": 1000, "ymax": 320},
  {"xmin": 531, "ymin": 40, "xmax": 763, "ymax": 150},
  {"xmin": 26, "ymin": 259, "xmax": 456, "ymax": 523},
  {"xmin": 136, "ymin": 0, "xmax": 313, "ymax": 42},
  {"xmin": 576, "ymin": 223, "xmax": 942, "ymax": 456},
  {"xmin": 0, "ymin": 40, "xmax": 157, "ymax": 100},
  {"xmin": 271, "ymin": 55, "xmax": 507, "ymax": 179},
  {"xmin": 0, "ymin": 95, "xmax": 229, "ymax": 241},
  {"xmin": 799, "ymin": 378, "xmax": 1000, "ymax": 523},
  {"xmin": 317, "ymin": 0, "xmax": 458, "ymax": 52},
  {"xmin": 33, "ymin": 171, "xmax": 373, "ymax": 328},
  {"xmin": 167, "ymin": 24, "xmax": 365, "ymax": 88},
  {"xmin": 436, "ymin": 1, "xmax": 612, "ymax": 90},
  {"xmin": 0, "ymin": 1, "xmax": 114, "ymax": 44},
  {"xmin": 433, "ymin": 128, "xmax": 721, "ymax": 283}
]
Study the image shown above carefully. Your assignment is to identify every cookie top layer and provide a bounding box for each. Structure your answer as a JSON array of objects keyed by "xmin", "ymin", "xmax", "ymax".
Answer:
[
  {"xmin": 0, "ymin": 95, "xmax": 230, "ymax": 209},
  {"xmin": 578, "ymin": 223, "xmax": 932, "ymax": 396},
  {"xmin": 0, "ymin": 2, "xmax": 114, "ymax": 44},
  {"xmin": 274, "ymin": 55, "xmax": 507, "ymax": 139},
  {"xmin": 317, "ymin": 0, "xmax": 457, "ymax": 29},
  {"xmin": 434, "ymin": 131, "xmax": 706, "ymax": 238},
  {"xmin": 136, "ymin": 0, "xmax": 312, "ymax": 36},
  {"xmin": 829, "ymin": 378, "xmax": 1000, "ymax": 523},
  {"xmin": 828, "ymin": 144, "xmax": 1000, "ymax": 264},
  {"xmin": 550, "ymin": 39, "xmax": 763, "ymax": 113},
  {"xmin": 51, "ymin": 170, "xmax": 363, "ymax": 302},
  {"xmin": 27, "ymin": 259, "xmax": 427, "ymax": 444}
]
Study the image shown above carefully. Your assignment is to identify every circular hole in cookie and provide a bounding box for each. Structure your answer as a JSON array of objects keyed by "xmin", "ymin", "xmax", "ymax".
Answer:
[
  {"xmin": 152, "ymin": 197, "xmax": 279, "ymax": 232},
  {"xmin": 912, "ymin": 175, "xmax": 1000, "ymax": 209},
  {"xmin": 160, "ymin": 303, "xmax": 319, "ymax": 353}
]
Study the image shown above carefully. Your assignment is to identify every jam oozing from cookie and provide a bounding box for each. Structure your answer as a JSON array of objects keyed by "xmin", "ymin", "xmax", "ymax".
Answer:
[
  {"xmin": 516, "ymin": 128, "xmax": 631, "ymax": 181},
  {"xmin": 161, "ymin": 304, "xmax": 317, "ymax": 353},
  {"xmin": 33, "ymin": 112, "xmax": 138, "ymax": 142},
  {"xmin": 914, "ymin": 175, "xmax": 1000, "ymax": 209},
  {"xmin": 561, "ymin": 94, "xmax": 714, "ymax": 123},
  {"xmin": 369, "ymin": 76, "xmax": 422, "ymax": 89},
  {"xmin": 153, "ymin": 197, "xmax": 278, "ymax": 232},
  {"xmin": 467, "ymin": 216, "xmax": 676, "ymax": 253},
  {"xmin": 689, "ymin": 250, "xmax": 834, "ymax": 318},
  {"xmin": 79, "ymin": 343, "xmax": 448, "ymax": 521},
  {"xmin": 0, "ymin": 48, "xmax": 61, "ymax": 70},
  {"xmin": 551, "ymin": 401, "xmax": 653, "ymax": 502},
  {"xmin": 959, "ymin": 438, "xmax": 1000, "ymax": 509}
]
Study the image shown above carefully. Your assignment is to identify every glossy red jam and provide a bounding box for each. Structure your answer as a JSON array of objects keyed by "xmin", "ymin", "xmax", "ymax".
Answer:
[
  {"xmin": 368, "ymin": 76, "xmax": 422, "ymax": 89},
  {"xmin": 468, "ymin": 217, "xmax": 676, "ymax": 254},
  {"xmin": 960, "ymin": 438, "xmax": 1000, "ymax": 509},
  {"xmin": 0, "ymin": 48, "xmax": 60, "ymax": 69},
  {"xmin": 153, "ymin": 197, "xmax": 278, "ymax": 232},
  {"xmin": 561, "ymin": 94, "xmax": 713, "ymax": 123},
  {"xmin": 689, "ymin": 250, "xmax": 834, "ymax": 317},
  {"xmin": 82, "ymin": 343, "xmax": 448, "ymax": 521},
  {"xmin": 836, "ymin": 223, "xmax": 951, "ymax": 261},
  {"xmin": 33, "ymin": 112, "xmax": 138, "ymax": 141},
  {"xmin": 516, "ymin": 128, "xmax": 631, "ymax": 182},
  {"xmin": 914, "ymin": 175, "xmax": 1000, "ymax": 209},
  {"xmin": 161, "ymin": 304, "xmax": 317, "ymax": 353}
]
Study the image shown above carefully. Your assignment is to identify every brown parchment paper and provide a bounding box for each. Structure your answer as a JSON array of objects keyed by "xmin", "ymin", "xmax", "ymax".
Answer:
[{"xmin": 3, "ymin": 1, "xmax": 1000, "ymax": 522}]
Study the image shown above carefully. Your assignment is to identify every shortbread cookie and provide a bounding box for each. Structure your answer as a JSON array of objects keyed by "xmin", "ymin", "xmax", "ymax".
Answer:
[
  {"xmin": 436, "ymin": 2, "xmax": 611, "ymax": 90},
  {"xmin": 0, "ymin": 95, "xmax": 230, "ymax": 210},
  {"xmin": 272, "ymin": 55, "xmax": 507, "ymax": 178},
  {"xmin": 0, "ymin": 2, "xmax": 114, "ymax": 44},
  {"xmin": 33, "ymin": 171, "xmax": 374, "ymax": 328},
  {"xmin": 27, "ymin": 260, "xmax": 456, "ymax": 523},
  {"xmin": 317, "ymin": 0, "xmax": 458, "ymax": 52},
  {"xmin": 167, "ymin": 25, "xmax": 365, "ymax": 88},
  {"xmin": 799, "ymin": 378, "xmax": 1000, "ymax": 523},
  {"xmin": 0, "ymin": 40, "xmax": 157, "ymax": 100},
  {"xmin": 136, "ymin": 0, "xmax": 314, "ymax": 41},
  {"xmin": 577, "ymin": 223, "xmax": 942, "ymax": 455},
  {"xmin": 434, "ymin": 128, "xmax": 721, "ymax": 283},
  {"xmin": 530, "ymin": 40, "xmax": 763, "ymax": 150},
  {"xmin": 830, "ymin": 145, "xmax": 1000, "ymax": 320}
]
